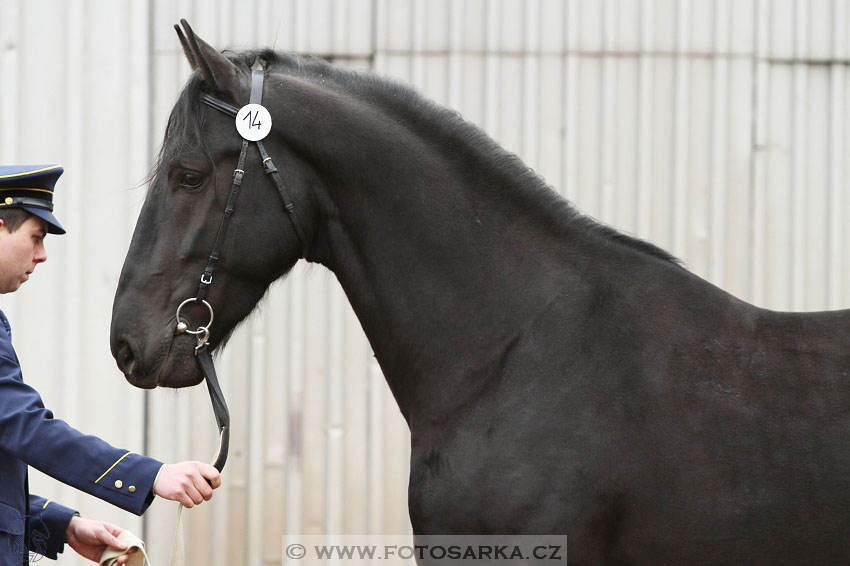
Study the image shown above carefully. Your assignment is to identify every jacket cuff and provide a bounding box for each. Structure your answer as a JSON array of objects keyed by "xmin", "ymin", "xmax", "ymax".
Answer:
[{"xmin": 27, "ymin": 495, "xmax": 77, "ymax": 560}]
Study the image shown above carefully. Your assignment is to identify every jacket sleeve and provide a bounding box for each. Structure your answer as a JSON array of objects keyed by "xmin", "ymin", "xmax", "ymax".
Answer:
[
  {"xmin": 27, "ymin": 494, "xmax": 77, "ymax": 560},
  {"xmin": 0, "ymin": 343, "xmax": 163, "ymax": 516}
]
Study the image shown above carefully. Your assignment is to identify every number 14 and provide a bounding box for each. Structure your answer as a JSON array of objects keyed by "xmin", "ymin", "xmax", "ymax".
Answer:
[{"xmin": 243, "ymin": 111, "xmax": 262, "ymax": 129}]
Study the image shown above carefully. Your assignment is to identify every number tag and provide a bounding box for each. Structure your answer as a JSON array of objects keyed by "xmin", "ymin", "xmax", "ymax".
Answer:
[{"xmin": 235, "ymin": 103, "xmax": 272, "ymax": 141}]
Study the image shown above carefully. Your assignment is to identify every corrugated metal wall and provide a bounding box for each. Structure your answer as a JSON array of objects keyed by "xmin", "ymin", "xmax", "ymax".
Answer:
[{"xmin": 1, "ymin": 1, "xmax": 848, "ymax": 564}]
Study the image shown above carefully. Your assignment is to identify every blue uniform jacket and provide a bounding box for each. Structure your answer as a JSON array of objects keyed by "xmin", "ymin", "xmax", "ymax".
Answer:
[{"xmin": 0, "ymin": 310, "xmax": 163, "ymax": 564}]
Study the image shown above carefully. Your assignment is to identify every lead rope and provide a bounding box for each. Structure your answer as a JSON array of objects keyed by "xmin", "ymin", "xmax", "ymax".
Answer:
[
  {"xmin": 170, "ymin": 346, "xmax": 230, "ymax": 565},
  {"xmin": 98, "ymin": 349, "xmax": 229, "ymax": 566}
]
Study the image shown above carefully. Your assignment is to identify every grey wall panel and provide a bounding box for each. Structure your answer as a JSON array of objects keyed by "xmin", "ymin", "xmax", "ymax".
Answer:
[{"xmin": 1, "ymin": 1, "xmax": 848, "ymax": 564}]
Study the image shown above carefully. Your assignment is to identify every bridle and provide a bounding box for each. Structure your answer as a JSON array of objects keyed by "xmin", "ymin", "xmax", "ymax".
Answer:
[{"xmin": 173, "ymin": 67, "xmax": 308, "ymax": 471}]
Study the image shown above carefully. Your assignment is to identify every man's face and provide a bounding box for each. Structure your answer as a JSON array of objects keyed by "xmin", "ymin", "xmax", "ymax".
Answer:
[{"xmin": 0, "ymin": 215, "xmax": 48, "ymax": 294}]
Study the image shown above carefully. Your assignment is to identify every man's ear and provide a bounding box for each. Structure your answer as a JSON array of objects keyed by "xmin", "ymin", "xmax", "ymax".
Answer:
[{"xmin": 174, "ymin": 19, "xmax": 246, "ymax": 101}]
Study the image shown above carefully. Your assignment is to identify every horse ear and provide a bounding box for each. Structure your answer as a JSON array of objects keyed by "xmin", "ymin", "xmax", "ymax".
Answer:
[
  {"xmin": 174, "ymin": 23, "xmax": 198, "ymax": 70},
  {"xmin": 175, "ymin": 19, "xmax": 243, "ymax": 99}
]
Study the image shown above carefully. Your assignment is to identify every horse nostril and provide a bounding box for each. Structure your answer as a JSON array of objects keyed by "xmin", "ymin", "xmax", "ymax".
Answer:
[{"xmin": 116, "ymin": 340, "xmax": 137, "ymax": 376}]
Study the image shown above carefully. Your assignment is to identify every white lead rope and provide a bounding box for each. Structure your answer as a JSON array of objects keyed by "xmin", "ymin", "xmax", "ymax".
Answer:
[
  {"xmin": 168, "ymin": 504, "xmax": 186, "ymax": 566},
  {"xmin": 98, "ymin": 429, "xmax": 225, "ymax": 566},
  {"xmin": 102, "ymin": 320, "xmax": 228, "ymax": 566},
  {"xmin": 169, "ymin": 428, "xmax": 224, "ymax": 566}
]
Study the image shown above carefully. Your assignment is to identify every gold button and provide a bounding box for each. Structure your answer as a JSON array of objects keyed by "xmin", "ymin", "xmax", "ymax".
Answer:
[
  {"xmin": 128, "ymin": 486, "xmax": 136, "ymax": 493},
  {"xmin": 114, "ymin": 480, "xmax": 123, "ymax": 489},
  {"xmin": 4, "ymin": 197, "xmax": 12, "ymax": 205}
]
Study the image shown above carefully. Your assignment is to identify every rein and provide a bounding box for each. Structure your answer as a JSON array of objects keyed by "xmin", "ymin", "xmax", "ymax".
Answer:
[{"xmin": 173, "ymin": 67, "xmax": 307, "ymax": 472}]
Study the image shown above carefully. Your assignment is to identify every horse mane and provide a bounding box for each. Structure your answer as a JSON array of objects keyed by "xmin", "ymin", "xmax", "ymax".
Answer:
[{"xmin": 157, "ymin": 48, "xmax": 680, "ymax": 267}]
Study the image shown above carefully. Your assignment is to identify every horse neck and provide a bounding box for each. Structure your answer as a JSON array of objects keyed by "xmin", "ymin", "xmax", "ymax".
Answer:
[
  {"xmin": 285, "ymin": 110, "xmax": 588, "ymax": 423},
  {"xmin": 272, "ymin": 73, "xmax": 603, "ymax": 421},
  {"xmin": 324, "ymin": 178, "xmax": 581, "ymax": 422}
]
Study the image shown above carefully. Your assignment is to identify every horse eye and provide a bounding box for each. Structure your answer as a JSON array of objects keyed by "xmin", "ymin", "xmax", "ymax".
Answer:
[{"xmin": 180, "ymin": 172, "xmax": 203, "ymax": 188}]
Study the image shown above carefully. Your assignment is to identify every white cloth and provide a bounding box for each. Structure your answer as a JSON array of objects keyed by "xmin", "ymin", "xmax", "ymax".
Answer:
[{"xmin": 99, "ymin": 530, "xmax": 150, "ymax": 566}]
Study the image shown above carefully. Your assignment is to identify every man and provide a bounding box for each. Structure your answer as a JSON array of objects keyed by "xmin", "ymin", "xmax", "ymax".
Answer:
[{"xmin": 0, "ymin": 165, "xmax": 221, "ymax": 565}]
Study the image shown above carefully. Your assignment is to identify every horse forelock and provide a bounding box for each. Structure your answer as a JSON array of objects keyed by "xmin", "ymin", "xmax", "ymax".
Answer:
[{"xmin": 149, "ymin": 78, "xmax": 212, "ymax": 194}]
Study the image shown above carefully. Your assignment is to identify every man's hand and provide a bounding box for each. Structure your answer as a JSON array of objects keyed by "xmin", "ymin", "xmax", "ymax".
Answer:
[
  {"xmin": 153, "ymin": 461, "xmax": 222, "ymax": 507},
  {"xmin": 65, "ymin": 516, "xmax": 137, "ymax": 564}
]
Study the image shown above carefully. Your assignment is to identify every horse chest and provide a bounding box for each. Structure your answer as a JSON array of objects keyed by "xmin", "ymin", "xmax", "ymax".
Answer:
[
  {"xmin": 405, "ymin": 417, "xmax": 579, "ymax": 535},
  {"xmin": 407, "ymin": 444, "xmax": 541, "ymax": 534}
]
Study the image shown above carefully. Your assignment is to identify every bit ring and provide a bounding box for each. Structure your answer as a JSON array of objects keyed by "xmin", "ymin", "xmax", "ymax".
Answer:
[{"xmin": 175, "ymin": 298, "xmax": 214, "ymax": 336}]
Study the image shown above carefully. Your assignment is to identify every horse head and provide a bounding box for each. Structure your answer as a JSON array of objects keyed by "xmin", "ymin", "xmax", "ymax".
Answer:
[{"xmin": 111, "ymin": 21, "xmax": 318, "ymax": 388}]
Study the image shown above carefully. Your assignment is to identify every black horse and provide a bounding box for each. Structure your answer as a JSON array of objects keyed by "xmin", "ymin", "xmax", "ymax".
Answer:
[{"xmin": 110, "ymin": 21, "xmax": 850, "ymax": 565}]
